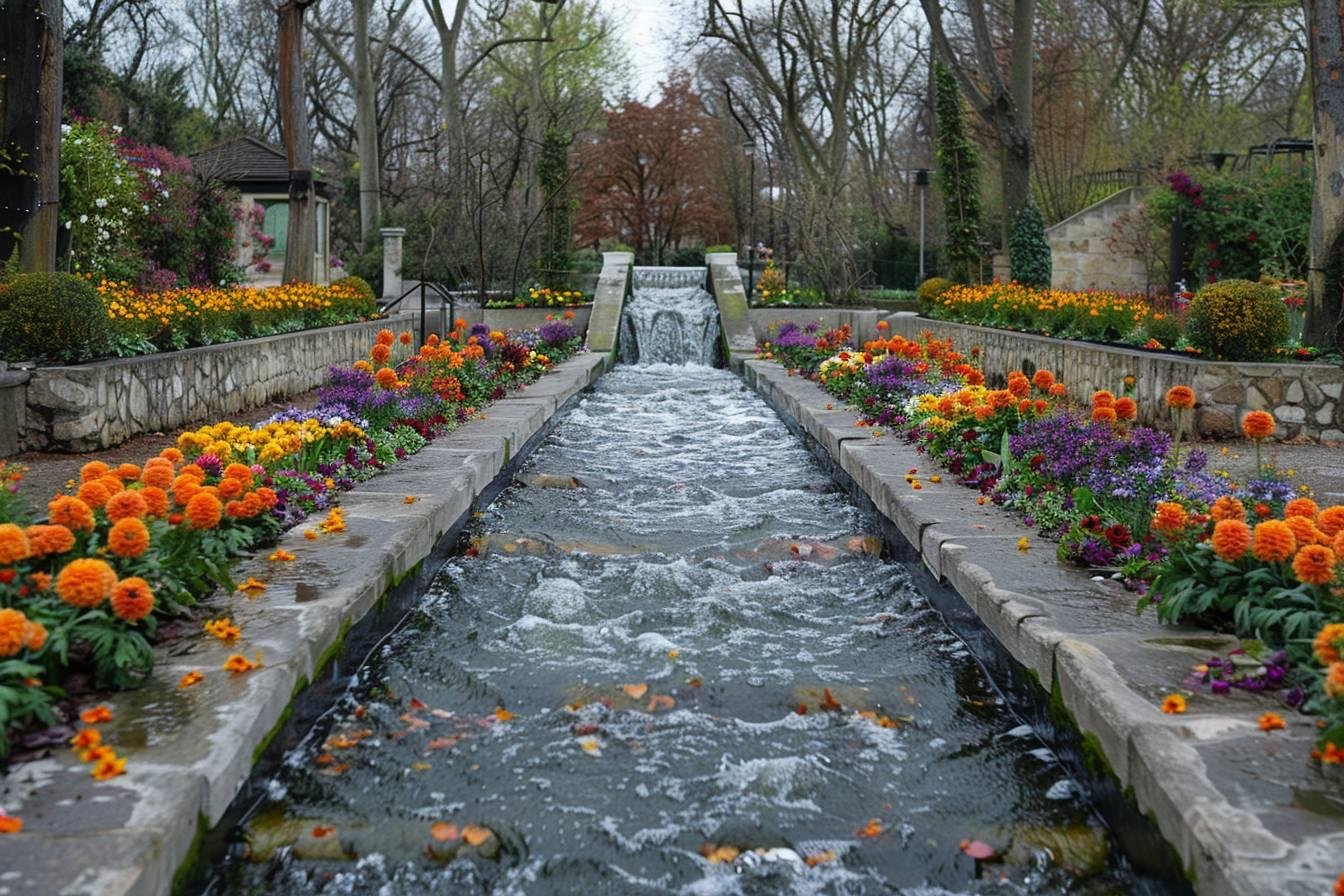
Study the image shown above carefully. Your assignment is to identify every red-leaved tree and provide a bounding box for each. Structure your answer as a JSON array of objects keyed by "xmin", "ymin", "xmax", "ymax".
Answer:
[{"xmin": 575, "ymin": 74, "xmax": 734, "ymax": 262}]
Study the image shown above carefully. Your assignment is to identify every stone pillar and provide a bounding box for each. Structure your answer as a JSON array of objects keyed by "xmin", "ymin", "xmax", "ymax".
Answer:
[{"xmin": 380, "ymin": 227, "xmax": 406, "ymax": 301}]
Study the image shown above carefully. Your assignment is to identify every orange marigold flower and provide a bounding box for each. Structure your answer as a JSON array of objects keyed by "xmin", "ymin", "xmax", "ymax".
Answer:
[
  {"xmin": 26, "ymin": 523, "xmax": 75, "ymax": 557},
  {"xmin": 218, "ymin": 478, "xmax": 244, "ymax": 500},
  {"xmin": 0, "ymin": 608, "xmax": 29, "ymax": 658},
  {"xmin": 1254, "ymin": 501, "xmax": 1272, "ymax": 519},
  {"xmin": 399, "ymin": 330, "xmax": 413, "ymax": 345},
  {"xmin": 1114, "ymin": 397, "xmax": 1137, "ymax": 421},
  {"xmin": 139, "ymin": 464, "xmax": 174, "ymax": 491},
  {"xmin": 76, "ymin": 479, "xmax": 111, "ymax": 509},
  {"xmin": 268, "ymin": 548, "xmax": 296, "ymax": 562},
  {"xmin": 79, "ymin": 460, "xmax": 110, "ymax": 483},
  {"xmin": 236, "ymin": 576, "xmax": 267, "ymax": 597},
  {"xmin": 986, "ymin": 390, "xmax": 1013, "ymax": 410},
  {"xmin": 353, "ymin": 359, "xmax": 373, "ymax": 373},
  {"xmin": 159, "ymin": 447, "xmax": 184, "ymax": 464},
  {"xmin": 1151, "ymin": 501, "xmax": 1189, "ymax": 536},
  {"xmin": 0, "ymin": 523, "xmax": 30, "ymax": 564},
  {"xmin": 70, "ymin": 728, "xmax": 101, "ymax": 749},
  {"xmin": 46, "ymin": 497, "xmax": 95, "ymax": 531},
  {"xmin": 1285, "ymin": 497, "xmax": 1319, "ymax": 519},
  {"xmin": 1006, "ymin": 373, "xmax": 1030, "ymax": 398},
  {"xmin": 1091, "ymin": 405, "xmax": 1117, "ymax": 425},
  {"xmin": 1164, "ymin": 385, "xmax": 1195, "ymax": 409},
  {"xmin": 107, "ymin": 517, "xmax": 150, "ymax": 558},
  {"xmin": 110, "ymin": 577, "xmax": 154, "ymax": 622},
  {"xmin": 1292, "ymin": 544, "xmax": 1337, "ymax": 586},
  {"xmin": 224, "ymin": 653, "xmax": 261, "ymax": 674},
  {"xmin": 1160, "ymin": 693, "xmax": 1186, "ymax": 714},
  {"xmin": 1046, "ymin": 382, "xmax": 1064, "ymax": 396},
  {"xmin": 967, "ymin": 371, "xmax": 986, "ymax": 386},
  {"xmin": 178, "ymin": 670, "xmax": 204, "ymax": 689},
  {"xmin": 1241, "ymin": 410, "xmax": 1275, "ymax": 440},
  {"xmin": 104, "ymin": 490, "xmax": 149, "ymax": 522},
  {"xmin": 1326, "ymin": 662, "xmax": 1344, "ymax": 699},
  {"xmin": 98, "ymin": 475, "xmax": 124, "ymax": 496},
  {"xmin": 1258, "ymin": 712, "xmax": 1286, "ymax": 732},
  {"xmin": 185, "ymin": 492, "xmax": 222, "ymax": 530},
  {"xmin": 376, "ymin": 328, "xmax": 395, "ymax": 346},
  {"xmin": 1252, "ymin": 520, "xmax": 1296, "ymax": 563},
  {"xmin": 80, "ymin": 704, "xmax": 113, "ymax": 725},
  {"xmin": 115, "ymin": 463, "xmax": 141, "ymax": 481},
  {"xmin": 1031, "ymin": 369, "xmax": 1055, "ymax": 391},
  {"xmin": 1335, "ymin": 872, "xmax": 1344, "ymax": 896},
  {"xmin": 563, "ymin": 309, "xmax": 576, "ymax": 320},
  {"xmin": 1315, "ymin": 623, "xmax": 1344, "ymax": 665},
  {"xmin": 1210, "ymin": 496, "xmax": 1245, "ymax": 522},
  {"xmin": 1211, "ymin": 519, "xmax": 1251, "ymax": 562},
  {"xmin": 23, "ymin": 618, "xmax": 47, "ymax": 652},
  {"xmin": 370, "ymin": 342, "xmax": 392, "ymax": 365},
  {"xmin": 1092, "ymin": 390, "xmax": 1116, "ymax": 409},
  {"xmin": 375, "ymin": 367, "xmax": 399, "ymax": 389},
  {"xmin": 1033, "ymin": 399, "xmax": 1049, "ymax": 414},
  {"xmin": 224, "ymin": 462, "xmax": 254, "ymax": 482},
  {"xmin": 255, "ymin": 487, "xmax": 278, "ymax": 509},
  {"xmin": 0, "ymin": 813, "xmax": 22, "ymax": 834},
  {"xmin": 139, "ymin": 486, "xmax": 170, "ymax": 517},
  {"xmin": 172, "ymin": 475, "xmax": 201, "ymax": 506},
  {"xmin": 1318, "ymin": 505, "xmax": 1344, "ymax": 539},
  {"xmin": 56, "ymin": 558, "xmax": 117, "ymax": 608},
  {"xmin": 203, "ymin": 617, "xmax": 241, "ymax": 642},
  {"xmin": 91, "ymin": 753, "xmax": 127, "ymax": 781},
  {"xmin": 1285, "ymin": 515, "xmax": 1324, "ymax": 548}
]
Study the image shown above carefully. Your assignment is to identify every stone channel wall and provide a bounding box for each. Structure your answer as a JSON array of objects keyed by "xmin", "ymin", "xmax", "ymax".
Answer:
[
  {"xmin": 12, "ymin": 314, "xmax": 416, "ymax": 454},
  {"xmin": 742, "ymin": 359, "xmax": 1343, "ymax": 896},
  {"xmin": 0, "ymin": 352, "xmax": 609, "ymax": 896},
  {"xmin": 887, "ymin": 314, "xmax": 1344, "ymax": 443}
]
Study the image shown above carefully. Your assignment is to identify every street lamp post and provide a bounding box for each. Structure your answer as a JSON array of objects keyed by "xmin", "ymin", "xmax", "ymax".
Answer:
[
  {"xmin": 914, "ymin": 168, "xmax": 931, "ymax": 284},
  {"xmin": 744, "ymin": 140, "xmax": 757, "ymax": 296}
]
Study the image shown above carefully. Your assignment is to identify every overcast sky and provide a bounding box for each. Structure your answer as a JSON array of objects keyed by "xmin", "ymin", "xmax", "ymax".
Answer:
[{"xmin": 594, "ymin": 0, "xmax": 684, "ymax": 100}]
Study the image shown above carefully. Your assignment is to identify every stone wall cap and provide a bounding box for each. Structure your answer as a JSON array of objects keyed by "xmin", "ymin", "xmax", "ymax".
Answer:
[
  {"xmin": 379, "ymin": 227, "xmax": 407, "ymax": 236},
  {"xmin": 0, "ymin": 370, "xmax": 31, "ymax": 387}
]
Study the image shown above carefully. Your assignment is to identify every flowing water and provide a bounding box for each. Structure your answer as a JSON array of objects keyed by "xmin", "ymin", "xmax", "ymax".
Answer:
[
  {"xmin": 619, "ymin": 285, "xmax": 719, "ymax": 366},
  {"xmin": 209, "ymin": 293, "xmax": 1168, "ymax": 896}
]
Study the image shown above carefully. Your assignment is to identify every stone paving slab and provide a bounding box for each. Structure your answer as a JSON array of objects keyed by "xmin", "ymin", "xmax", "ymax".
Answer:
[
  {"xmin": 0, "ymin": 353, "xmax": 600, "ymax": 896},
  {"xmin": 744, "ymin": 359, "xmax": 1341, "ymax": 896}
]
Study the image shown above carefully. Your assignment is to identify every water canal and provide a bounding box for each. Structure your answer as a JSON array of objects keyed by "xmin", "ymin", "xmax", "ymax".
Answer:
[{"xmin": 208, "ymin": 287, "xmax": 1172, "ymax": 895}]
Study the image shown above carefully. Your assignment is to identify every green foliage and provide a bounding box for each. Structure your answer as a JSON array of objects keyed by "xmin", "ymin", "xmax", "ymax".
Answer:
[
  {"xmin": 705, "ymin": 244, "xmax": 734, "ymax": 253},
  {"xmin": 60, "ymin": 121, "xmax": 144, "ymax": 281},
  {"xmin": 1009, "ymin": 200, "xmax": 1052, "ymax": 288},
  {"xmin": 1149, "ymin": 166, "xmax": 1312, "ymax": 283},
  {"xmin": 1186, "ymin": 278, "xmax": 1289, "ymax": 360},
  {"xmin": 932, "ymin": 65, "xmax": 982, "ymax": 283},
  {"xmin": 536, "ymin": 129, "xmax": 576, "ymax": 282},
  {"xmin": 916, "ymin": 277, "xmax": 954, "ymax": 310},
  {"xmin": 1143, "ymin": 312, "xmax": 1183, "ymax": 348},
  {"xmin": 0, "ymin": 272, "xmax": 110, "ymax": 362},
  {"xmin": 333, "ymin": 275, "xmax": 376, "ymax": 305}
]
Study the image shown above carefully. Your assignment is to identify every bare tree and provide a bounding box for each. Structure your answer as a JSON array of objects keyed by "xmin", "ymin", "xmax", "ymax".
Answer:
[
  {"xmin": 1304, "ymin": 0, "xmax": 1344, "ymax": 348},
  {"xmin": 278, "ymin": 0, "xmax": 319, "ymax": 283}
]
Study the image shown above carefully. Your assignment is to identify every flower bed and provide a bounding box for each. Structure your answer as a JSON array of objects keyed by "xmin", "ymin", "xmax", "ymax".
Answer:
[
  {"xmin": 757, "ymin": 318, "xmax": 1344, "ymax": 768},
  {"xmin": 0, "ymin": 321, "xmax": 582, "ymax": 760},
  {"xmin": 485, "ymin": 286, "xmax": 590, "ymax": 309}
]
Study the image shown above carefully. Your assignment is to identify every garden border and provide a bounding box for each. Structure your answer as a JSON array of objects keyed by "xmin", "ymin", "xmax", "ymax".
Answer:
[
  {"xmin": 0, "ymin": 351, "xmax": 608, "ymax": 896},
  {"xmin": 12, "ymin": 312, "xmax": 418, "ymax": 455},
  {"xmin": 885, "ymin": 313, "xmax": 1344, "ymax": 443},
  {"xmin": 742, "ymin": 358, "xmax": 1343, "ymax": 896}
]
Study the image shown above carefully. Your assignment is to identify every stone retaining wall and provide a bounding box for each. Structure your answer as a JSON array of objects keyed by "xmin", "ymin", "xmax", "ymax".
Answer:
[
  {"xmin": 0, "ymin": 352, "xmax": 609, "ymax": 896},
  {"xmin": 886, "ymin": 314, "xmax": 1344, "ymax": 442},
  {"xmin": 17, "ymin": 314, "xmax": 416, "ymax": 453},
  {"xmin": 743, "ymin": 359, "xmax": 1343, "ymax": 896}
]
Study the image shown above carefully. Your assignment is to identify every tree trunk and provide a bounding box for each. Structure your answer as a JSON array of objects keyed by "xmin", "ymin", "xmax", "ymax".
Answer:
[
  {"xmin": 278, "ymin": 0, "xmax": 316, "ymax": 284},
  {"xmin": 352, "ymin": 0, "xmax": 381, "ymax": 245},
  {"xmin": 1305, "ymin": 0, "xmax": 1344, "ymax": 348},
  {"xmin": 0, "ymin": 0, "xmax": 62, "ymax": 271}
]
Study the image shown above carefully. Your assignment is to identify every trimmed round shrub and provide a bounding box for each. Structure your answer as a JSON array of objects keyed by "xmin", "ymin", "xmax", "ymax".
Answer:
[
  {"xmin": 917, "ymin": 277, "xmax": 953, "ymax": 310},
  {"xmin": 1186, "ymin": 279, "xmax": 1289, "ymax": 361},
  {"xmin": 333, "ymin": 275, "xmax": 377, "ymax": 305},
  {"xmin": 0, "ymin": 273, "xmax": 110, "ymax": 363}
]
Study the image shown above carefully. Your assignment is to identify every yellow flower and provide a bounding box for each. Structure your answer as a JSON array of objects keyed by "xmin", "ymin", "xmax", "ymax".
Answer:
[{"xmin": 1160, "ymin": 694, "xmax": 1186, "ymax": 714}]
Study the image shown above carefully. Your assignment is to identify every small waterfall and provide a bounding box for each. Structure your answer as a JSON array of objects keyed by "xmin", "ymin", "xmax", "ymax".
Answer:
[
  {"xmin": 631, "ymin": 266, "xmax": 707, "ymax": 290},
  {"xmin": 620, "ymin": 284, "xmax": 720, "ymax": 366}
]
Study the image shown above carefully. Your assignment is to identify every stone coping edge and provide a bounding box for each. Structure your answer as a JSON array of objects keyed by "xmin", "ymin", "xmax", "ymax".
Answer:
[
  {"xmin": 0, "ymin": 351, "xmax": 609, "ymax": 896},
  {"xmin": 741, "ymin": 359, "xmax": 1343, "ymax": 896}
]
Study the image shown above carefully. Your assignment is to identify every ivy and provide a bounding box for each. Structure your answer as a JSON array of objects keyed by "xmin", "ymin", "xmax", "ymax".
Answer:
[{"xmin": 932, "ymin": 64, "xmax": 983, "ymax": 284}]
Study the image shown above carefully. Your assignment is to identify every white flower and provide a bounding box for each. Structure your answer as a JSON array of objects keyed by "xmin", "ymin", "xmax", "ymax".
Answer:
[
  {"xmin": 142, "ymin": 204, "xmax": 149, "ymax": 213},
  {"xmin": 78, "ymin": 214, "xmax": 88, "ymax": 224},
  {"xmin": 60, "ymin": 124, "xmax": 71, "ymax": 134},
  {"xmin": 94, "ymin": 198, "xmax": 107, "ymax": 208},
  {"xmin": 160, "ymin": 189, "xmax": 170, "ymax": 199},
  {"xmin": 149, "ymin": 167, "xmax": 161, "ymax": 178},
  {"xmin": 112, "ymin": 125, "xmax": 123, "ymax": 133},
  {"xmin": 112, "ymin": 176, "xmax": 121, "ymax": 185},
  {"xmin": 325, "ymin": 416, "xmax": 344, "ymax": 427},
  {"xmin": 64, "ymin": 220, "xmax": 72, "ymax": 229}
]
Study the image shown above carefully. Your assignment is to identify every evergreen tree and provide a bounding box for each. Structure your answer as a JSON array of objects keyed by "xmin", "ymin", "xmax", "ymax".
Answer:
[
  {"xmin": 1009, "ymin": 199, "xmax": 1052, "ymax": 287},
  {"xmin": 536, "ymin": 128, "xmax": 575, "ymax": 284},
  {"xmin": 932, "ymin": 63, "xmax": 982, "ymax": 283}
]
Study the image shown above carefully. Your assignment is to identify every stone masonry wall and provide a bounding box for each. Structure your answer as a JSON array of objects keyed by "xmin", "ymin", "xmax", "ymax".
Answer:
[
  {"xmin": 887, "ymin": 314, "xmax": 1344, "ymax": 443},
  {"xmin": 22, "ymin": 313, "xmax": 415, "ymax": 452},
  {"xmin": 1047, "ymin": 187, "xmax": 1153, "ymax": 294}
]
